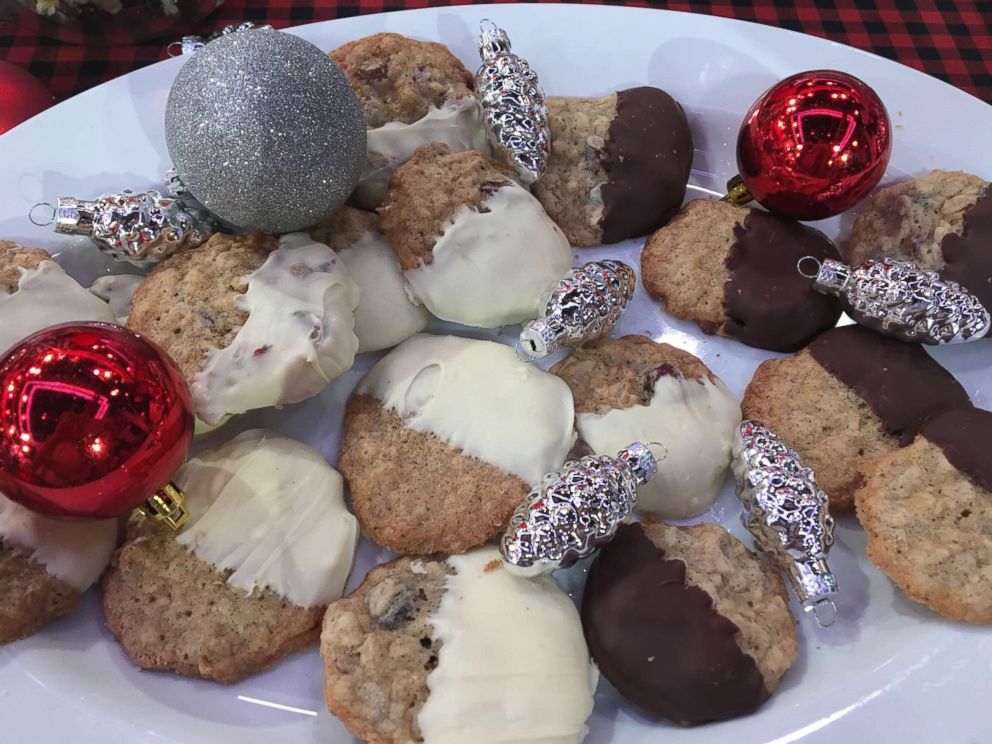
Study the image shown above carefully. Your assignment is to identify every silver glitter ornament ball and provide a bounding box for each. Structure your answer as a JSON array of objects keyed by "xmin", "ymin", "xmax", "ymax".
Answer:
[{"xmin": 165, "ymin": 29, "xmax": 366, "ymax": 233}]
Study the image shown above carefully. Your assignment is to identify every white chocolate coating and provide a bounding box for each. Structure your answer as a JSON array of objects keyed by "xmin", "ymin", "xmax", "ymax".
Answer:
[
  {"xmin": 577, "ymin": 373, "xmax": 741, "ymax": 519},
  {"xmin": 417, "ymin": 547, "xmax": 597, "ymax": 744},
  {"xmin": 337, "ymin": 228, "xmax": 429, "ymax": 353},
  {"xmin": 0, "ymin": 493, "xmax": 117, "ymax": 591},
  {"xmin": 404, "ymin": 184, "xmax": 573, "ymax": 328},
  {"xmin": 175, "ymin": 429, "xmax": 358, "ymax": 609},
  {"xmin": 355, "ymin": 98, "xmax": 490, "ymax": 208},
  {"xmin": 357, "ymin": 334, "xmax": 575, "ymax": 486},
  {"xmin": 0, "ymin": 261, "xmax": 117, "ymax": 356},
  {"xmin": 192, "ymin": 233, "xmax": 360, "ymax": 425},
  {"xmin": 89, "ymin": 274, "xmax": 143, "ymax": 324}
]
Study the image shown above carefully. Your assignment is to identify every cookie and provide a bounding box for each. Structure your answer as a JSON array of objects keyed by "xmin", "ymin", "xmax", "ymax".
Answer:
[
  {"xmin": 339, "ymin": 334, "xmax": 575, "ymax": 555},
  {"xmin": 0, "ymin": 241, "xmax": 116, "ymax": 355},
  {"xmin": 550, "ymin": 335, "xmax": 740, "ymax": 519},
  {"xmin": 321, "ymin": 547, "xmax": 595, "ymax": 744},
  {"xmin": 128, "ymin": 232, "xmax": 359, "ymax": 425},
  {"xmin": 856, "ymin": 405, "xmax": 992, "ymax": 624},
  {"xmin": 1, "ymin": 494, "xmax": 117, "ymax": 643},
  {"xmin": 533, "ymin": 88, "xmax": 693, "ymax": 246},
  {"xmin": 641, "ymin": 199, "xmax": 843, "ymax": 352},
  {"xmin": 89, "ymin": 273, "xmax": 143, "ymax": 324},
  {"xmin": 581, "ymin": 520, "xmax": 797, "ymax": 726},
  {"xmin": 103, "ymin": 430, "xmax": 358, "ymax": 682},
  {"xmin": 742, "ymin": 324, "xmax": 970, "ymax": 511},
  {"xmin": 330, "ymin": 33, "xmax": 486, "ymax": 208},
  {"xmin": 309, "ymin": 206, "xmax": 429, "ymax": 352},
  {"xmin": 844, "ymin": 170, "xmax": 992, "ymax": 317},
  {"xmin": 380, "ymin": 143, "xmax": 572, "ymax": 328}
]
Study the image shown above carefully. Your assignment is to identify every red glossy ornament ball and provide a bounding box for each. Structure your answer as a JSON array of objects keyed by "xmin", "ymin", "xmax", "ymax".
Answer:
[
  {"xmin": 0, "ymin": 61, "xmax": 55, "ymax": 135},
  {"xmin": 737, "ymin": 70, "xmax": 891, "ymax": 221},
  {"xmin": 0, "ymin": 322, "xmax": 193, "ymax": 520}
]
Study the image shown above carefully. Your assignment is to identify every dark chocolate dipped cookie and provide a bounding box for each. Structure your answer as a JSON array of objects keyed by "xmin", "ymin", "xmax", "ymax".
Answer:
[
  {"xmin": 582, "ymin": 520, "xmax": 797, "ymax": 725},
  {"xmin": 742, "ymin": 324, "xmax": 970, "ymax": 511},
  {"xmin": 845, "ymin": 170, "xmax": 992, "ymax": 321},
  {"xmin": 533, "ymin": 87, "xmax": 693, "ymax": 246},
  {"xmin": 641, "ymin": 199, "xmax": 843, "ymax": 352},
  {"xmin": 856, "ymin": 405, "xmax": 992, "ymax": 624}
]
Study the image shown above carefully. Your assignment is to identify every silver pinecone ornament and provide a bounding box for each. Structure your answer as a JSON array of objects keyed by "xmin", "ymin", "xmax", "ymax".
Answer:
[
  {"xmin": 500, "ymin": 442, "xmax": 658, "ymax": 577},
  {"xmin": 36, "ymin": 189, "xmax": 215, "ymax": 267},
  {"xmin": 732, "ymin": 420, "xmax": 838, "ymax": 626},
  {"xmin": 169, "ymin": 21, "xmax": 274, "ymax": 56},
  {"xmin": 475, "ymin": 20, "xmax": 551, "ymax": 184},
  {"xmin": 801, "ymin": 255, "xmax": 990, "ymax": 344},
  {"xmin": 519, "ymin": 260, "xmax": 637, "ymax": 359}
]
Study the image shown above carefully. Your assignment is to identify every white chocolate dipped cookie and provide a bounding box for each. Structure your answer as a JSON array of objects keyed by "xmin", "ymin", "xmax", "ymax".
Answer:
[
  {"xmin": 552, "ymin": 335, "xmax": 741, "ymax": 519},
  {"xmin": 1, "ymin": 493, "xmax": 117, "ymax": 643},
  {"xmin": 102, "ymin": 429, "xmax": 359, "ymax": 682},
  {"xmin": 321, "ymin": 546, "xmax": 597, "ymax": 744},
  {"xmin": 127, "ymin": 232, "xmax": 360, "ymax": 426},
  {"xmin": 330, "ymin": 32, "xmax": 488, "ymax": 208},
  {"xmin": 339, "ymin": 333, "xmax": 576, "ymax": 554},
  {"xmin": 380, "ymin": 143, "xmax": 572, "ymax": 329},
  {"xmin": 0, "ymin": 241, "xmax": 116, "ymax": 355},
  {"xmin": 310, "ymin": 206, "xmax": 429, "ymax": 353}
]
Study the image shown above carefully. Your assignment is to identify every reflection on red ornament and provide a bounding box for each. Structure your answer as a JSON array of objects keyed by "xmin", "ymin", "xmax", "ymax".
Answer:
[
  {"xmin": 0, "ymin": 322, "xmax": 193, "ymax": 520},
  {"xmin": 737, "ymin": 70, "xmax": 891, "ymax": 221}
]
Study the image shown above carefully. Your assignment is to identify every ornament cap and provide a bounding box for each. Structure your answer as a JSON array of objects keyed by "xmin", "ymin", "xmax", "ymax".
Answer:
[
  {"xmin": 479, "ymin": 19, "xmax": 512, "ymax": 59},
  {"xmin": 51, "ymin": 196, "xmax": 99, "ymax": 236},
  {"xmin": 617, "ymin": 441, "xmax": 659, "ymax": 486},
  {"xmin": 137, "ymin": 482, "xmax": 189, "ymax": 530},
  {"xmin": 722, "ymin": 174, "xmax": 753, "ymax": 206},
  {"xmin": 805, "ymin": 257, "xmax": 852, "ymax": 296},
  {"xmin": 518, "ymin": 317, "xmax": 565, "ymax": 359}
]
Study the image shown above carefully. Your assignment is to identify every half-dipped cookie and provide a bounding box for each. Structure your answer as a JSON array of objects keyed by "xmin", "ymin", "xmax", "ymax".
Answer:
[
  {"xmin": 845, "ymin": 170, "xmax": 991, "ymax": 320},
  {"xmin": 0, "ymin": 240, "xmax": 116, "ymax": 354},
  {"xmin": 321, "ymin": 547, "xmax": 596, "ymax": 743},
  {"xmin": 1, "ymin": 494, "xmax": 116, "ymax": 643},
  {"xmin": 532, "ymin": 87, "xmax": 693, "ymax": 246},
  {"xmin": 582, "ymin": 521, "xmax": 796, "ymax": 725},
  {"xmin": 641, "ymin": 199, "xmax": 843, "ymax": 351},
  {"xmin": 102, "ymin": 430, "xmax": 358, "ymax": 682},
  {"xmin": 330, "ymin": 33, "xmax": 488, "ymax": 209},
  {"xmin": 310, "ymin": 206, "xmax": 429, "ymax": 353},
  {"xmin": 339, "ymin": 334, "xmax": 575, "ymax": 554},
  {"xmin": 380, "ymin": 143, "xmax": 572, "ymax": 328},
  {"xmin": 856, "ymin": 405, "xmax": 992, "ymax": 624},
  {"xmin": 743, "ymin": 324, "xmax": 970, "ymax": 511},
  {"xmin": 128, "ymin": 232, "xmax": 359, "ymax": 425},
  {"xmin": 550, "ymin": 335, "xmax": 740, "ymax": 519}
]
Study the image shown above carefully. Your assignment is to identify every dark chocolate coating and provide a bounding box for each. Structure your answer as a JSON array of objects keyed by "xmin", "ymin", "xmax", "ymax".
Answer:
[
  {"xmin": 600, "ymin": 87, "xmax": 693, "ymax": 244},
  {"xmin": 922, "ymin": 405, "xmax": 992, "ymax": 493},
  {"xmin": 581, "ymin": 523, "xmax": 768, "ymax": 726},
  {"xmin": 722, "ymin": 209, "xmax": 843, "ymax": 352},
  {"xmin": 941, "ymin": 185, "xmax": 992, "ymax": 327},
  {"xmin": 808, "ymin": 325, "xmax": 970, "ymax": 445}
]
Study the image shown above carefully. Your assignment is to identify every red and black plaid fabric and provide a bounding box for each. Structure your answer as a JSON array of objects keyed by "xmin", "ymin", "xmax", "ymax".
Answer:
[{"xmin": 1, "ymin": 0, "xmax": 990, "ymax": 103}]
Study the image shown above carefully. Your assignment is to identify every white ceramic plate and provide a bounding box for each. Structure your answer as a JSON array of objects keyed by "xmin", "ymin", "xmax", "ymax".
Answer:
[{"xmin": 1, "ymin": 5, "xmax": 990, "ymax": 743}]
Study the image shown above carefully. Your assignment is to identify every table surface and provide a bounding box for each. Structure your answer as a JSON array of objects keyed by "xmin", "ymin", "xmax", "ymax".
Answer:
[{"xmin": 0, "ymin": 0, "xmax": 990, "ymax": 104}]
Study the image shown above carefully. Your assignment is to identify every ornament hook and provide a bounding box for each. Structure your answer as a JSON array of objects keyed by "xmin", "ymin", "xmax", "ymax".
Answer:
[
  {"xmin": 28, "ymin": 202, "xmax": 55, "ymax": 227},
  {"xmin": 796, "ymin": 255, "xmax": 822, "ymax": 279}
]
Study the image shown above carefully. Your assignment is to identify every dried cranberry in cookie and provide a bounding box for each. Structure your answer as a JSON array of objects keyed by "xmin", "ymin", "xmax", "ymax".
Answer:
[
  {"xmin": 534, "ymin": 87, "xmax": 693, "ymax": 246},
  {"xmin": 102, "ymin": 430, "xmax": 358, "ymax": 682},
  {"xmin": 582, "ymin": 521, "xmax": 796, "ymax": 725},
  {"xmin": 127, "ymin": 232, "xmax": 359, "ymax": 425},
  {"xmin": 380, "ymin": 143, "xmax": 572, "ymax": 328},
  {"xmin": 330, "ymin": 33, "xmax": 489, "ymax": 209},
  {"xmin": 322, "ymin": 547, "xmax": 596, "ymax": 744},
  {"xmin": 641, "ymin": 199, "xmax": 843, "ymax": 351},
  {"xmin": 551, "ymin": 335, "xmax": 740, "ymax": 519}
]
